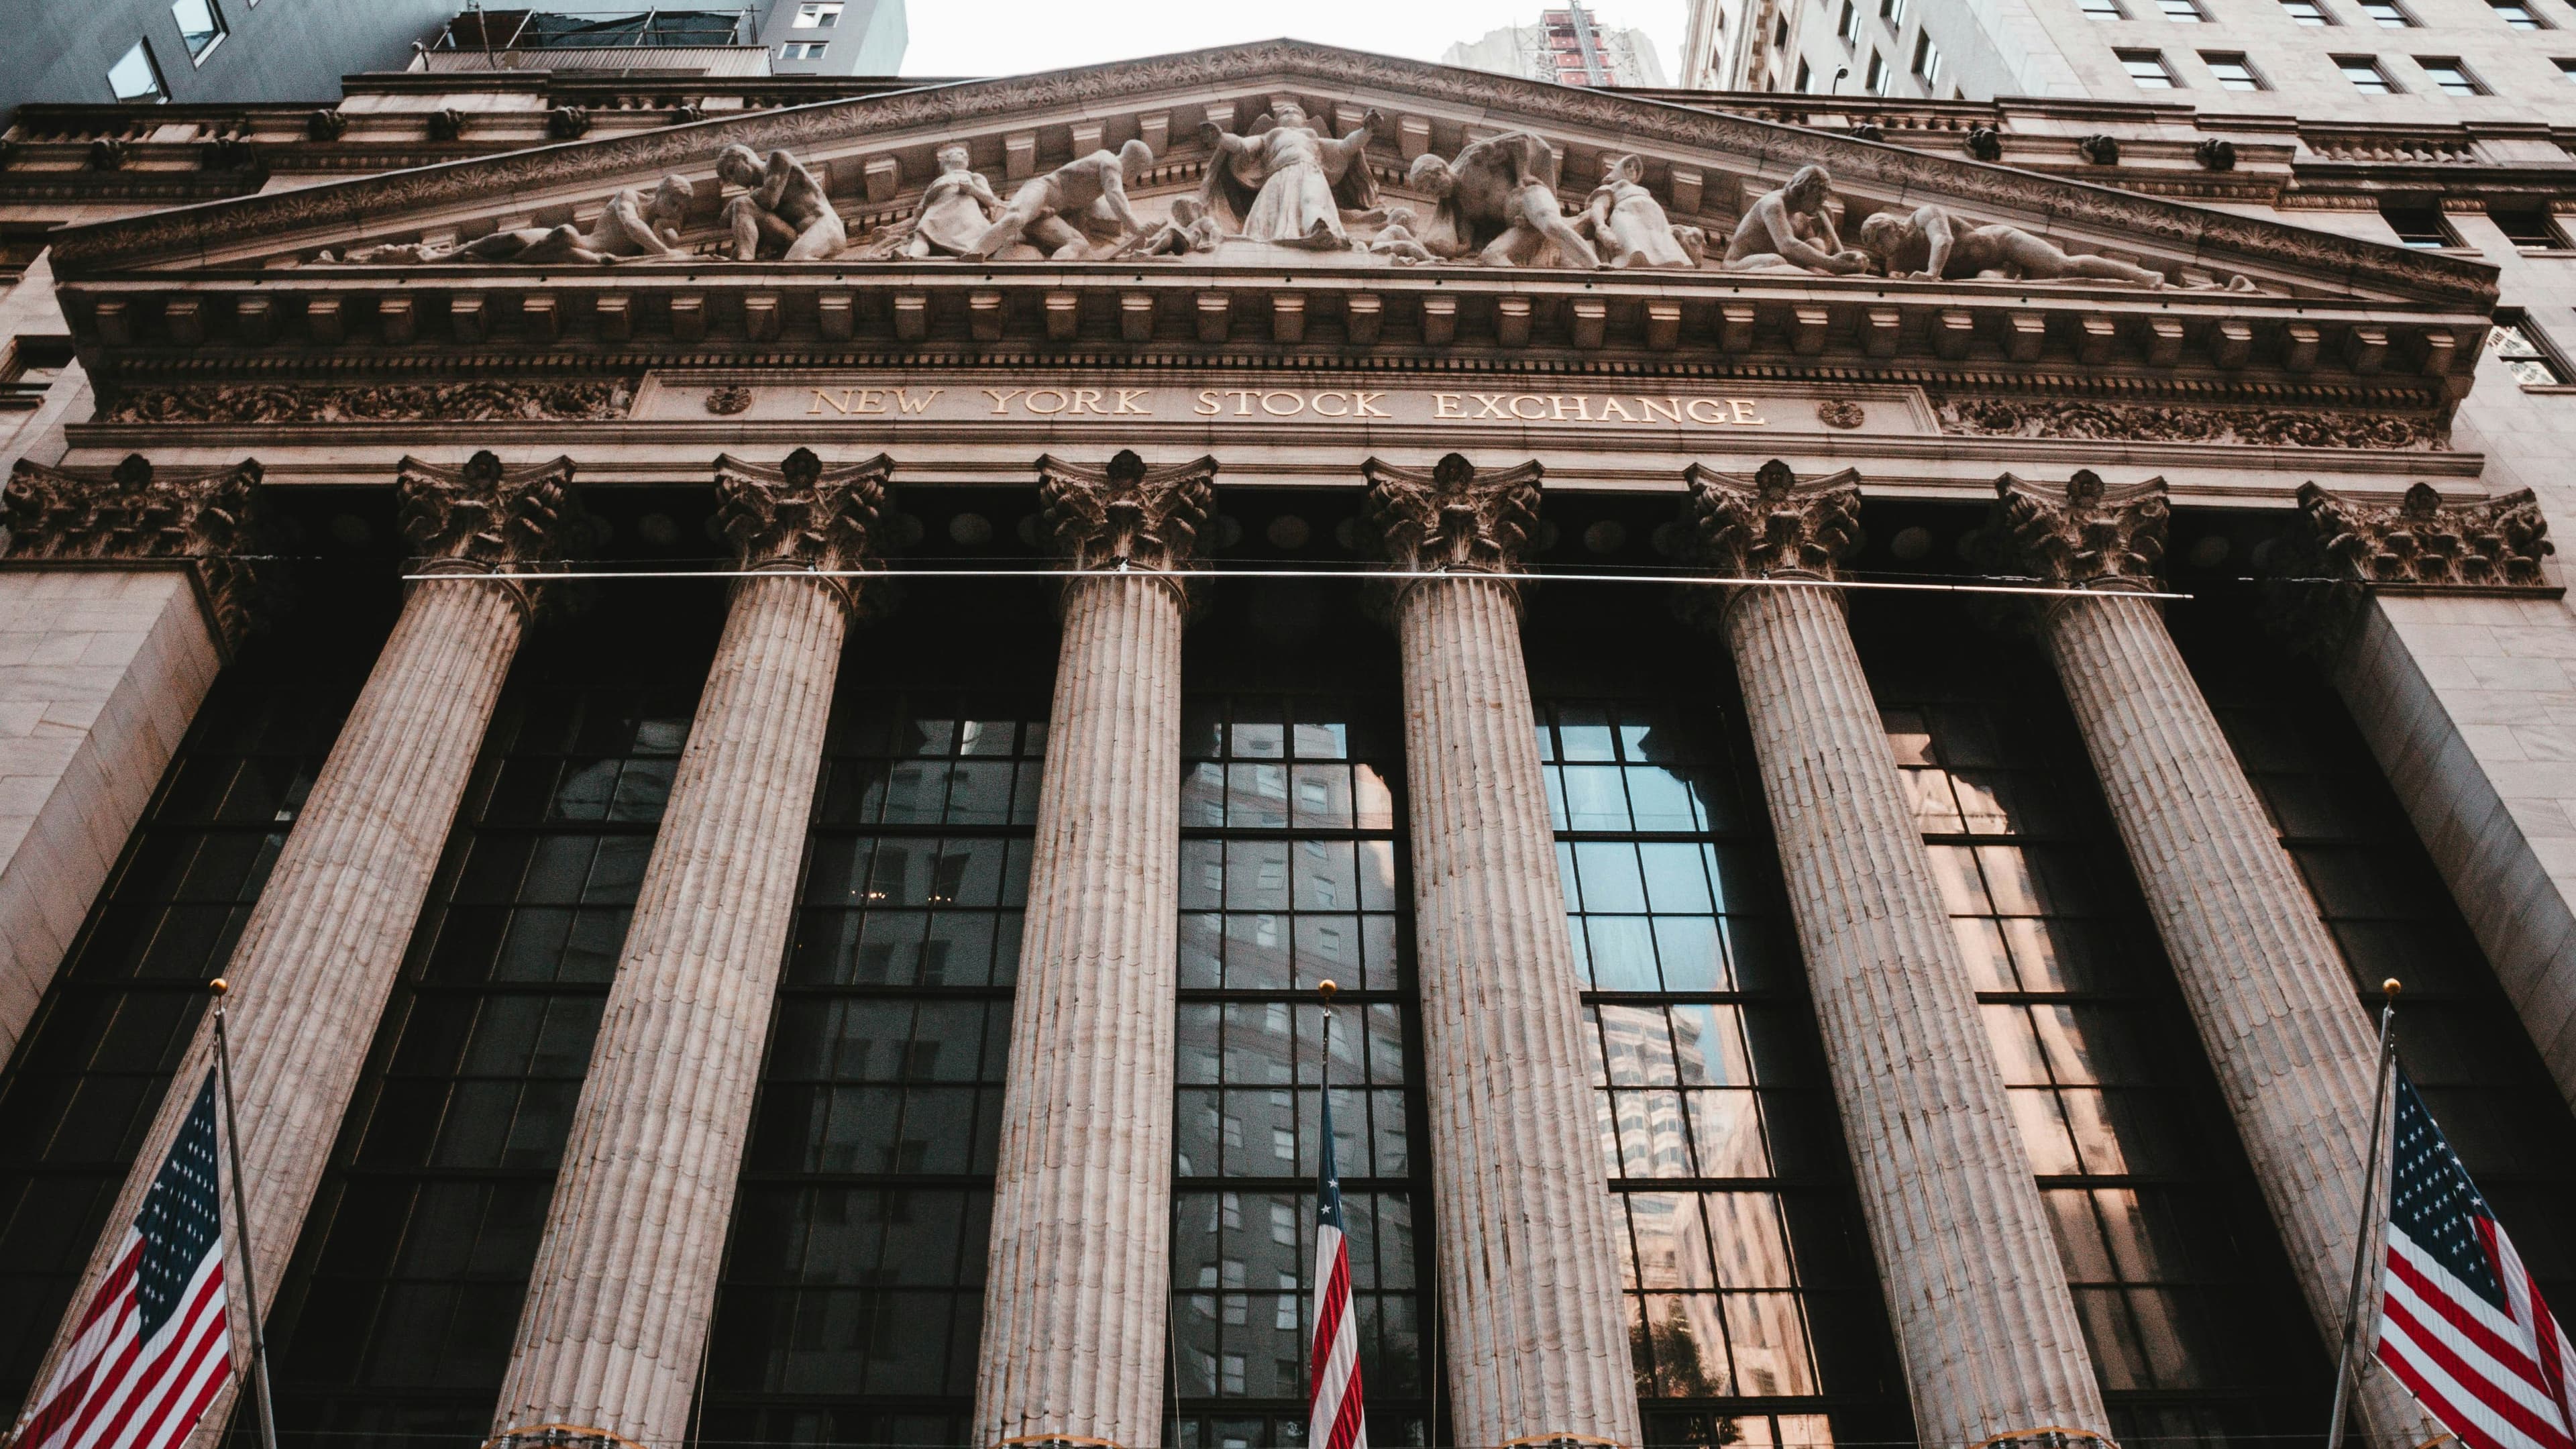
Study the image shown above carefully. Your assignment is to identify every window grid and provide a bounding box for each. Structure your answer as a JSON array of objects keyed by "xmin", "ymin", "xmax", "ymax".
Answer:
[
  {"xmin": 2418, "ymin": 58, "xmax": 2488, "ymax": 93},
  {"xmin": 2361, "ymin": 0, "xmax": 2418, "ymax": 22},
  {"xmin": 2120, "ymin": 48, "xmax": 2180, "ymax": 85},
  {"xmin": 1864, "ymin": 606, "xmax": 2328, "ymax": 1448},
  {"xmin": 2204, "ymin": 52, "xmax": 2267, "ymax": 87},
  {"xmin": 2082, "ymin": 0, "xmax": 2129, "ymax": 19},
  {"xmin": 2159, "ymin": 0, "xmax": 2208, "ymax": 21},
  {"xmin": 780, "ymin": 40, "xmax": 828, "ymax": 59},
  {"xmin": 2491, "ymin": 0, "xmax": 2548, "ymax": 27},
  {"xmin": 2341, "ymin": 56, "xmax": 2402, "ymax": 91},
  {"xmin": 2381, "ymin": 201, "xmax": 2455, "ymax": 246},
  {"xmin": 2491, "ymin": 209, "xmax": 2567, "ymax": 249},
  {"xmin": 792, "ymin": 1, "xmax": 842, "ymax": 25},
  {"xmin": 2491, "ymin": 320, "xmax": 2571, "ymax": 384},
  {"xmin": 701, "ymin": 690, "xmax": 1046, "ymax": 1448},
  {"xmin": 2282, "ymin": 0, "xmax": 2337, "ymax": 23},
  {"xmin": 1864, "ymin": 50, "xmax": 1890, "ymax": 92},
  {"xmin": 0, "ymin": 646, "xmax": 365, "ymax": 1415},
  {"xmin": 1543, "ymin": 697, "xmax": 1900, "ymax": 1449},
  {"xmin": 1171, "ymin": 694, "xmax": 1434, "ymax": 1449},
  {"xmin": 1912, "ymin": 32, "xmax": 1942, "ymax": 83},
  {"xmin": 260, "ymin": 626, "xmax": 709, "ymax": 1447},
  {"xmin": 170, "ymin": 0, "xmax": 225, "ymax": 61}
]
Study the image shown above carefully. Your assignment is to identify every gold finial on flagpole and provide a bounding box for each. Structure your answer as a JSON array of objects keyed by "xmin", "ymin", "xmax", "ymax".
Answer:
[
  {"xmin": 2383, "ymin": 977, "xmax": 2402, "ymax": 999},
  {"xmin": 209, "ymin": 977, "xmax": 229, "ymax": 997}
]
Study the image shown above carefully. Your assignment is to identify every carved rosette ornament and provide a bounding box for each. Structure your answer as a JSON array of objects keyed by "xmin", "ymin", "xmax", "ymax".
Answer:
[
  {"xmin": 395, "ymin": 450, "xmax": 589, "ymax": 616},
  {"xmin": 1983, "ymin": 469, "xmax": 2169, "ymax": 593},
  {"xmin": 714, "ymin": 447, "xmax": 892, "ymax": 618},
  {"xmin": 1360, "ymin": 452, "xmax": 1543, "ymax": 607},
  {"xmin": 4, "ymin": 451, "xmax": 268, "ymax": 650},
  {"xmin": 1035, "ymin": 448, "xmax": 1218, "ymax": 596}
]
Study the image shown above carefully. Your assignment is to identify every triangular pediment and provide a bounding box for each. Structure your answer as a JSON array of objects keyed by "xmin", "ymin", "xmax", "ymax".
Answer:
[{"xmin": 44, "ymin": 38, "xmax": 2491, "ymax": 311}]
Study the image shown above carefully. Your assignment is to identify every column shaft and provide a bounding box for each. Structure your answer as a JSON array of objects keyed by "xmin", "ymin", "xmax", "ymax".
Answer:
[
  {"xmin": 1396, "ymin": 575, "xmax": 1641, "ymax": 1449},
  {"xmin": 25, "ymin": 578, "xmax": 527, "ymax": 1446},
  {"xmin": 1725, "ymin": 585, "xmax": 2110, "ymax": 1448},
  {"xmin": 494, "ymin": 574, "xmax": 851, "ymax": 1443},
  {"xmin": 975, "ymin": 574, "xmax": 1183, "ymax": 1448},
  {"xmin": 2040, "ymin": 592, "xmax": 2435, "ymax": 1443}
]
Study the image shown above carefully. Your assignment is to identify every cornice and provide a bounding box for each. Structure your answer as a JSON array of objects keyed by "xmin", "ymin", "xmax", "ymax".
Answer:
[{"xmin": 36, "ymin": 39, "xmax": 2499, "ymax": 309}]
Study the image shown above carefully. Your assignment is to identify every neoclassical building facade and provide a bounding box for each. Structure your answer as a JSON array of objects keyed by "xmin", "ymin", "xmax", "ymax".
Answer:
[{"xmin": 1, "ymin": 40, "xmax": 2574, "ymax": 1449}]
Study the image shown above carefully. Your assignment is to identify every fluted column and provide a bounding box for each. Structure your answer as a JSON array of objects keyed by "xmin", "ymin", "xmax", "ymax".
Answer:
[
  {"xmin": 973, "ymin": 449, "xmax": 1215, "ymax": 1449},
  {"xmin": 1361, "ymin": 453, "xmax": 1640, "ymax": 1449},
  {"xmin": 1986, "ymin": 470, "xmax": 2438, "ymax": 1446},
  {"xmin": 1678, "ymin": 462, "xmax": 2110, "ymax": 1449},
  {"xmin": 21, "ymin": 451, "xmax": 584, "ymax": 1449},
  {"xmin": 492, "ymin": 449, "xmax": 893, "ymax": 1448}
]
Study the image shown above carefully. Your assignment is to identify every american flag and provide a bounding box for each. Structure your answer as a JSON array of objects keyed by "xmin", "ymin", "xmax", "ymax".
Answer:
[
  {"xmin": 1309, "ymin": 1084, "xmax": 1367, "ymax": 1449},
  {"xmin": 2375, "ymin": 1069, "xmax": 2576, "ymax": 1449},
  {"xmin": 11, "ymin": 1073, "xmax": 235, "ymax": 1449}
]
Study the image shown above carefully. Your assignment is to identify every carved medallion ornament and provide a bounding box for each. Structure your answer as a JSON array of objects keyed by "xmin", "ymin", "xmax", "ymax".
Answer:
[
  {"xmin": 1982, "ymin": 470, "xmax": 2169, "ymax": 590},
  {"xmin": 3, "ymin": 452, "xmax": 267, "ymax": 649},
  {"xmin": 1817, "ymin": 400, "xmax": 1866, "ymax": 430},
  {"xmin": 714, "ymin": 447, "xmax": 893, "ymax": 618},
  {"xmin": 107, "ymin": 380, "xmax": 633, "ymax": 425},
  {"xmin": 395, "ymin": 450, "xmax": 590, "ymax": 616},
  {"xmin": 2295, "ymin": 480, "xmax": 2554, "ymax": 590},
  {"xmin": 1935, "ymin": 396, "xmax": 2445, "ymax": 451},
  {"xmin": 1036, "ymin": 449, "xmax": 1219, "ymax": 600}
]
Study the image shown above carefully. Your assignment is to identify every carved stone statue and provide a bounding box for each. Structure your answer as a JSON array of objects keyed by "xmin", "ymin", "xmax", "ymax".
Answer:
[
  {"xmin": 1364, "ymin": 206, "xmax": 1439, "ymax": 264},
  {"xmin": 1857, "ymin": 203, "xmax": 2163, "ymax": 286},
  {"xmin": 337, "ymin": 176, "xmax": 693, "ymax": 265},
  {"xmin": 1106, "ymin": 193, "xmax": 1224, "ymax": 260},
  {"xmin": 1722, "ymin": 166, "xmax": 1868, "ymax": 275},
  {"xmin": 1406, "ymin": 131, "xmax": 1603, "ymax": 268},
  {"xmin": 965, "ymin": 140, "xmax": 1154, "ymax": 261},
  {"xmin": 889, "ymin": 145, "xmax": 1004, "ymax": 258},
  {"xmin": 1198, "ymin": 102, "xmax": 1381, "ymax": 250},
  {"xmin": 716, "ymin": 144, "xmax": 846, "ymax": 261},
  {"xmin": 1580, "ymin": 154, "xmax": 1697, "ymax": 269}
]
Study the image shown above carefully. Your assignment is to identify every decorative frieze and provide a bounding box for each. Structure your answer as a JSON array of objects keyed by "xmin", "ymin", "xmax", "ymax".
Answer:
[
  {"xmin": 1935, "ymin": 394, "xmax": 2447, "ymax": 449},
  {"xmin": 1360, "ymin": 451, "xmax": 1542, "ymax": 582},
  {"xmin": 3, "ymin": 452, "xmax": 268, "ymax": 649},
  {"xmin": 713, "ymin": 447, "xmax": 892, "ymax": 616},
  {"xmin": 1984, "ymin": 468, "xmax": 2168, "ymax": 588},
  {"xmin": 1035, "ymin": 447, "xmax": 1217, "ymax": 583},
  {"xmin": 396, "ymin": 450, "xmax": 589, "ymax": 614},
  {"xmin": 105, "ymin": 379, "xmax": 632, "ymax": 425}
]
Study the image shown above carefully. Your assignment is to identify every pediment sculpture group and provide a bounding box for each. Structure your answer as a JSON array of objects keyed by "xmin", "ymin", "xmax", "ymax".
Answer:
[{"xmin": 329, "ymin": 107, "xmax": 2243, "ymax": 289}]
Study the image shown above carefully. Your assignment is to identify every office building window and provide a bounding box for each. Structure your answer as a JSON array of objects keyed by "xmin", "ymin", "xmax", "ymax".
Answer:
[
  {"xmin": 2360, "ymin": 0, "xmax": 2418, "ymax": 23},
  {"xmin": 793, "ymin": 2, "xmax": 842, "ymax": 25},
  {"xmin": 2559, "ymin": 56, "xmax": 2576, "ymax": 78},
  {"xmin": 2120, "ymin": 48, "xmax": 2180, "ymax": 85},
  {"xmin": 2339, "ymin": 56, "xmax": 2402, "ymax": 90},
  {"xmin": 169, "ymin": 0, "xmax": 225, "ymax": 61},
  {"xmin": 1865, "ymin": 50, "xmax": 1891, "ymax": 90},
  {"xmin": 105, "ymin": 40, "xmax": 166, "ymax": 101},
  {"xmin": 2282, "ymin": 0, "xmax": 2338, "ymax": 22},
  {"xmin": 2418, "ymin": 57, "xmax": 2489, "ymax": 92},
  {"xmin": 1796, "ymin": 57, "xmax": 1815, "ymax": 88},
  {"xmin": 1839, "ymin": 0, "xmax": 1860, "ymax": 42},
  {"xmin": 2379, "ymin": 201, "xmax": 2456, "ymax": 246},
  {"xmin": 1913, "ymin": 32, "xmax": 1943, "ymax": 81},
  {"xmin": 2159, "ymin": 0, "xmax": 2208, "ymax": 19},
  {"xmin": 260, "ymin": 593, "xmax": 716, "ymax": 1444},
  {"xmin": 2489, "ymin": 319, "xmax": 2571, "ymax": 384},
  {"xmin": 1860, "ymin": 600, "xmax": 2333, "ymax": 1446},
  {"xmin": 2204, "ymin": 52, "xmax": 2269, "ymax": 87},
  {"xmin": 2491, "ymin": 0, "xmax": 2549, "ymax": 26},
  {"xmin": 1880, "ymin": 0, "xmax": 1909, "ymax": 23},
  {"xmin": 2082, "ymin": 0, "xmax": 2130, "ymax": 18},
  {"xmin": 2491, "ymin": 207, "xmax": 2569, "ymax": 248},
  {"xmin": 780, "ymin": 40, "xmax": 828, "ymax": 59}
]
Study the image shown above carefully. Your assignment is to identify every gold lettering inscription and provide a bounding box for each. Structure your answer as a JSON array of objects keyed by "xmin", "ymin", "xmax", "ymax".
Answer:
[
  {"xmin": 1354, "ymin": 392, "xmax": 1390, "ymax": 418},
  {"xmin": 982, "ymin": 388, "xmax": 1023, "ymax": 414},
  {"xmin": 895, "ymin": 387, "xmax": 942, "ymax": 414},
  {"xmin": 793, "ymin": 385, "xmax": 1789, "ymax": 426},
  {"xmin": 1734, "ymin": 399, "xmax": 1768, "ymax": 425},
  {"xmin": 1641, "ymin": 398, "xmax": 1684, "ymax": 424},
  {"xmin": 1116, "ymin": 388, "xmax": 1149, "ymax": 415},
  {"xmin": 1433, "ymin": 393, "xmax": 1464, "ymax": 418}
]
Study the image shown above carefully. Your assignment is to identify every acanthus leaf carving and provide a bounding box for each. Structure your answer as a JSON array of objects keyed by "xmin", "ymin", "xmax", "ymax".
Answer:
[
  {"xmin": 1681, "ymin": 459, "xmax": 1865, "ymax": 580},
  {"xmin": 396, "ymin": 449, "xmax": 590, "ymax": 616},
  {"xmin": 3, "ymin": 451, "xmax": 268, "ymax": 649},
  {"xmin": 1935, "ymin": 395, "xmax": 2446, "ymax": 451},
  {"xmin": 1036, "ymin": 449, "xmax": 1218, "ymax": 595},
  {"xmin": 714, "ymin": 447, "xmax": 893, "ymax": 619},
  {"xmin": 1360, "ymin": 452, "xmax": 1542, "ymax": 584},
  {"xmin": 1982, "ymin": 470, "xmax": 2169, "ymax": 590},
  {"xmin": 2296, "ymin": 480, "xmax": 2554, "ymax": 590},
  {"xmin": 107, "ymin": 380, "xmax": 634, "ymax": 425}
]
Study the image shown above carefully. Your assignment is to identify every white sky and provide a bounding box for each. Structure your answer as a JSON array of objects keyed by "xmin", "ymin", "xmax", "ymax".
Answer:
[{"xmin": 900, "ymin": 1, "xmax": 1690, "ymax": 80}]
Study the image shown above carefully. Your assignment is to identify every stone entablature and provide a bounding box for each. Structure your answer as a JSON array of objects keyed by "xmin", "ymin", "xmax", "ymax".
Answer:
[{"xmin": 2, "ymin": 452, "xmax": 268, "ymax": 650}]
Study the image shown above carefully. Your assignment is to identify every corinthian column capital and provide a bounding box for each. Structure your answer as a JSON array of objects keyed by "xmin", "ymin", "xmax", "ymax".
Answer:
[
  {"xmin": 1681, "ymin": 460, "xmax": 1864, "ymax": 581},
  {"xmin": 2297, "ymin": 480, "xmax": 2555, "ymax": 591},
  {"xmin": 1984, "ymin": 469, "xmax": 2169, "ymax": 590},
  {"xmin": 1361, "ymin": 452, "xmax": 1542, "ymax": 579},
  {"xmin": 3, "ymin": 451, "xmax": 268, "ymax": 650},
  {"xmin": 1036, "ymin": 448, "xmax": 1218, "ymax": 581},
  {"xmin": 714, "ymin": 447, "xmax": 892, "ymax": 618},
  {"xmin": 396, "ymin": 450, "xmax": 589, "ymax": 616}
]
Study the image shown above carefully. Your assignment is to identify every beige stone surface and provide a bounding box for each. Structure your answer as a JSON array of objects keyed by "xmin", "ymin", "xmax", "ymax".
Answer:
[
  {"xmin": 1395, "ymin": 573, "xmax": 1642, "ymax": 1449},
  {"xmin": 2039, "ymin": 590, "xmax": 2437, "ymax": 1446},
  {"xmin": 1725, "ymin": 583, "xmax": 2112, "ymax": 1449},
  {"xmin": 492, "ymin": 574, "xmax": 849, "ymax": 1445},
  {"xmin": 974, "ymin": 573, "xmax": 1185, "ymax": 1449},
  {"xmin": 0, "ymin": 568, "xmax": 221, "ymax": 1059}
]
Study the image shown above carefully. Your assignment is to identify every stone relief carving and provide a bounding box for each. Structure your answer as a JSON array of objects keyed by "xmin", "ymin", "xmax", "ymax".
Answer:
[
  {"xmin": 714, "ymin": 447, "xmax": 892, "ymax": 616},
  {"xmin": 970, "ymin": 140, "xmax": 1154, "ymax": 261},
  {"xmin": 1578, "ymin": 154, "xmax": 1697, "ymax": 270},
  {"xmin": 330, "ymin": 178, "xmax": 694, "ymax": 265},
  {"xmin": 396, "ymin": 450, "xmax": 590, "ymax": 614},
  {"xmin": 1816, "ymin": 400, "xmax": 1866, "ymax": 429},
  {"xmin": 1200, "ymin": 102, "xmax": 1381, "ymax": 250},
  {"xmin": 718, "ymin": 144, "xmax": 845, "ymax": 260},
  {"xmin": 859, "ymin": 144, "xmax": 1002, "ymax": 260},
  {"xmin": 105, "ymin": 380, "xmax": 633, "ymax": 424},
  {"xmin": 1981, "ymin": 469, "xmax": 2169, "ymax": 588},
  {"xmin": 3, "ymin": 452, "xmax": 267, "ymax": 648},
  {"xmin": 1407, "ymin": 131, "xmax": 1602, "ymax": 267},
  {"xmin": 1723, "ymin": 166, "xmax": 1868, "ymax": 275},
  {"xmin": 1036, "ymin": 448, "xmax": 1218, "ymax": 583},
  {"xmin": 2294, "ymin": 480, "xmax": 2553, "ymax": 589},
  {"xmin": 705, "ymin": 385, "xmax": 755, "ymax": 415},
  {"xmin": 1855, "ymin": 203, "xmax": 2253, "ymax": 290},
  {"xmin": 1106, "ymin": 193, "xmax": 1226, "ymax": 260},
  {"xmin": 1679, "ymin": 458, "xmax": 1864, "ymax": 581},
  {"xmin": 1933, "ymin": 395, "xmax": 2447, "ymax": 451},
  {"xmin": 1360, "ymin": 453, "xmax": 1543, "ymax": 577}
]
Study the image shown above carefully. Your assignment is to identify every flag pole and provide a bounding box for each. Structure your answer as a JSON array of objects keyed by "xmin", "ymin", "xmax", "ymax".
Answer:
[
  {"xmin": 2325, "ymin": 977, "xmax": 2404, "ymax": 1449},
  {"xmin": 209, "ymin": 979, "xmax": 281, "ymax": 1449}
]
